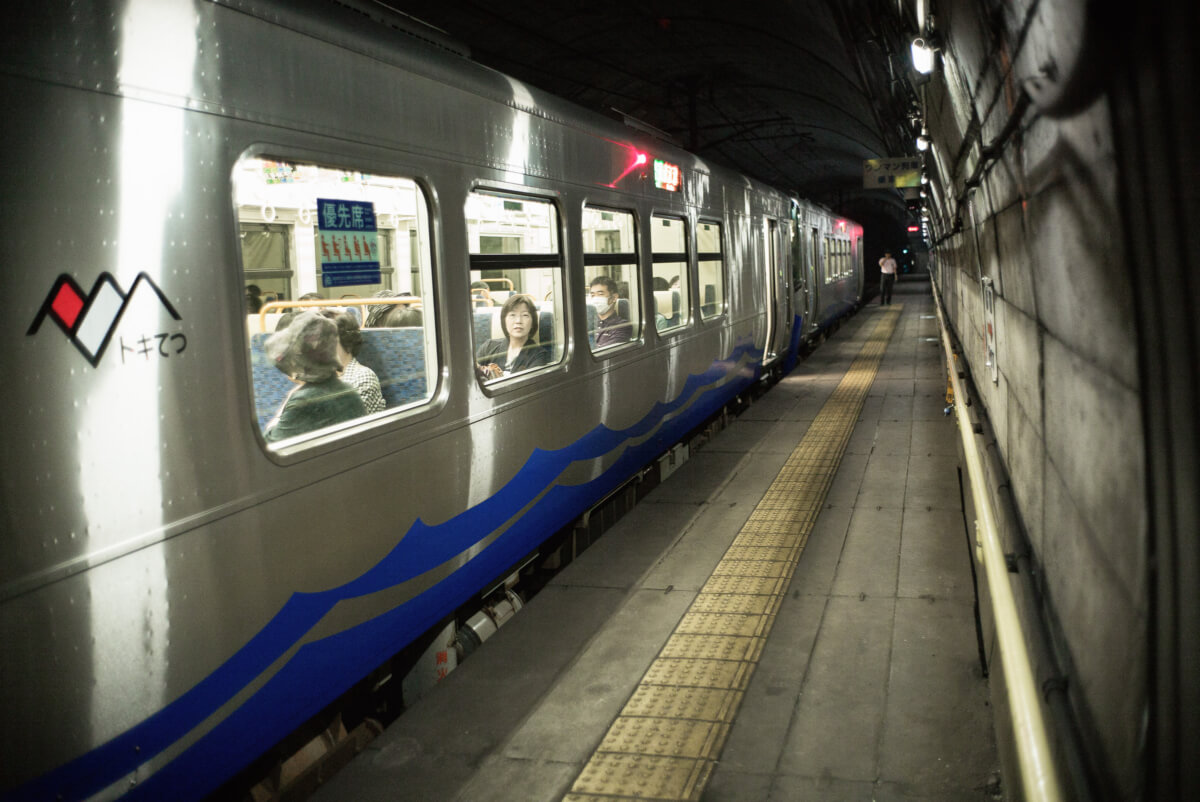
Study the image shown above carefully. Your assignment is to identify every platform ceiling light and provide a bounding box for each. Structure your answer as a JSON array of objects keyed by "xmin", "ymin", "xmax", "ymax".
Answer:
[
  {"xmin": 911, "ymin": 36, "xmax": 937, "ymax": 74},
  {"xmin": 916, "ymin": 132, "xmax": 931, "ymax": 151}
]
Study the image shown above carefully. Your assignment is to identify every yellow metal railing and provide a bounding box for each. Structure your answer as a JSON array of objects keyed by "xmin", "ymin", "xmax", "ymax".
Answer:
[
  {"xmin": 931, "ymin": 282, "xmax": 1063, "ymax": 802},
  {"xmin": 256, "ymin": 296, "xmax": 421, "ymax": 331}
]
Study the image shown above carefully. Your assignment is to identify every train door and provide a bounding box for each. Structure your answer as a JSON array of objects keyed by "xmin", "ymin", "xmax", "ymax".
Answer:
[
  {"xmin": 762, "ymin": 218, "xmax": 790, "ymax": 365},
  {"xmin": 775, "ymin": 220, "xmax": 792, "ymax": 354},
  {"xmin": 762, "ymin": 220, "xmax": 775, "ymax": 364},
  {"xmin": 810, "ymin": 225, "xmax": 821, "ymax": 328},
  {"xmin": 791, "ymin": 216, "xmax": 812, "ymax": 334},
  {"xmin": 855, "ymin": 235, "xmax": 864, "ymax": 302}
]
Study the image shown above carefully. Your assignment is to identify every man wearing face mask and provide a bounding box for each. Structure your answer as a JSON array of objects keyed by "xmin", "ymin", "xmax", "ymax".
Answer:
[{"xmin": 589, "ymin": 275, "xmax": 632, "ymax": 348}]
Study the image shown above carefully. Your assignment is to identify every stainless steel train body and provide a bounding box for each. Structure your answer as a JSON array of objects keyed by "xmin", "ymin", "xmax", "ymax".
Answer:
[
  {"xmin": 790, "ymin": 203, "xmax": 866, "ymax": 354},
  {"xmin": 1, "ymin": 2, "xmax": 862, "ymax": 799}
]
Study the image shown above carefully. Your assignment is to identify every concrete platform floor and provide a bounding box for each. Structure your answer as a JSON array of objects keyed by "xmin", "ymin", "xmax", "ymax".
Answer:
[{"xmin": 312, "ymin": 277, "xmax": 1000, "ymax": 802}]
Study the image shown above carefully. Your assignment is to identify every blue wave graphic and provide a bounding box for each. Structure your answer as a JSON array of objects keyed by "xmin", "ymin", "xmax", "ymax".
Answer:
[{"xmin": 12, "ymin": 338, "xmax": 761, "ymax": 802}]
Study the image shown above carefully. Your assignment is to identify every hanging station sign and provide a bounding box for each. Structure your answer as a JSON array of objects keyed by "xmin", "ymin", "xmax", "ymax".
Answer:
[{"xmin": 863, "ymin": 157, "xmax": 922, "ymax": 188}]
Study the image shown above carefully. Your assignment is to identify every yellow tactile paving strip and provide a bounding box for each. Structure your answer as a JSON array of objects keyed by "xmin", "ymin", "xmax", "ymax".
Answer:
[{"xmin": 563, "ymin": 307, "xmax": 902, "ymax": 802}]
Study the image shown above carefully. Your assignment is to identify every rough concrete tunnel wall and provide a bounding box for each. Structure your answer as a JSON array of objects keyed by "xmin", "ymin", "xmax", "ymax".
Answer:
[{"xmin": 923, "ymin": 2, "xmax": 1147, "ymax": 797}]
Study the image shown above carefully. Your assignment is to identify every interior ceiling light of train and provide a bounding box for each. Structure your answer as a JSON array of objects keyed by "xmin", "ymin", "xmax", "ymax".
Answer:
[{"xmin": 349, "ymin": 0, "xmax": 924, "ymax": 241}]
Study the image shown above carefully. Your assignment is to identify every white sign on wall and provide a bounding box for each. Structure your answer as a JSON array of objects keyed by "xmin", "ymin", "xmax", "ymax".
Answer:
[{"xmin": 982, "ymin": 277, "xmax": 999, "ymax": 384}]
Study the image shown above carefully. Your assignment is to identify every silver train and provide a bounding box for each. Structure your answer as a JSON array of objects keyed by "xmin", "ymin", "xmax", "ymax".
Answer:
[{"xmin": 1, "ymin": 2, "xmax": 863, "ymax": 799}]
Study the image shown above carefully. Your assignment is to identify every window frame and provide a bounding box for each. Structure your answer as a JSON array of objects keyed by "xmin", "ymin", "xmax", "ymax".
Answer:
[
  {"xmin": 582, "ymin": 203, "xmax": 642, "ymax": 355},
  {"xmin": 650, "ymin": 213, "xmax": 692, "ymax": 336},
  {"xmin": 466, "ymin": 188, "xmax": 567, "ymax": 388},
  {"xmin": 696, "ymin": 217, "xmax": 727, "ymax": 321},
  {"xmin": 233, "ymin": 152, "xmax": 442, "ymax": 456},
  {"xmin": 240, "ymin": 221, "xmax": 294, "ymax": 303}
]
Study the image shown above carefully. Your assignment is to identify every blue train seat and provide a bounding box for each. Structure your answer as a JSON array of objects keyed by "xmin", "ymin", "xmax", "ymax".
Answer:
[
  {"xmin": 356, "ymin": 328, "xmax": 428, "ymax": 409},
  {"xmin": 249, "ymin": 328, "xmax": 429, "ymax": 433},
  {"xmin": 586, "ymin": 303, "xmax": 598, "ymax": 347},
  {"xmin": 472, "ymin": 307, "xmax": 496, "ymax": 349},
  {"xmin": 249, "ymin": 333, "xmax": 297, "ymax": 431},
  {"xmin": 653, "ymin": 290, "xmax": 681, "ymax": 328},
  {"xmin": 538, "ymin": 308, "xmax": 555, "ymax": 349}
]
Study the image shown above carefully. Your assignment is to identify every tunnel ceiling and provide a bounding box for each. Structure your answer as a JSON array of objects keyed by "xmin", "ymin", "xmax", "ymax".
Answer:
[{"xmin": 365, "ymin": 0, "xmax": 923, "ymax": 236}]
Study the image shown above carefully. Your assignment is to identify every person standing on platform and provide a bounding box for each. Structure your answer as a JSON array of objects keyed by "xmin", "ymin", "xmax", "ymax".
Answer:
[{"xmin": 879, "ymin": 251, "xmax": 898, "ymax": 305}]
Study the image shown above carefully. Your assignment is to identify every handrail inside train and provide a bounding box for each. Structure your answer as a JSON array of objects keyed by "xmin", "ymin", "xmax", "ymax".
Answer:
[{"xmin": 258, "ymin": 296, "xmax": 422, "ymax": 330}]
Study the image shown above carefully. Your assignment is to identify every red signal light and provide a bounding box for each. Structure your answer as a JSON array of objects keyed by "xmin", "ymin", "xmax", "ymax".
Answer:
[{"xmin": 608, "ymin": 147, "xmax": 651, "ymax": 187}]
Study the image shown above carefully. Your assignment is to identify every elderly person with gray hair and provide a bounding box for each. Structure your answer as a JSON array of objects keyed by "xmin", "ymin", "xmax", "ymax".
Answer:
[{"xmin": 264, "ymin": 311, "xmax": 365, "ymax": 442}]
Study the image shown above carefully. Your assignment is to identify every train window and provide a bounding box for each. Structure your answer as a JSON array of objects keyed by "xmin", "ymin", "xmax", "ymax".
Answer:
[
  {"xmin": 697, "ymin": 220, "xmax": 725, "ymax": 319},
  {"xmin": 583, "ymin": 206, "xmax": 639, "ymax": 352},
  {"xmin": 651, "ymin": 215, "xmax": 690, "ymax": 332},
  {"xmin": 467, "ymin": 191, "xmax": 564, "ymax": 383},
  {"xmin": 241, "ymin": 223, "xmax": 293, "ymax": 305},
  {"xmin": 234, "ymin": 156, "xmax": 438, "ymax": 448}
]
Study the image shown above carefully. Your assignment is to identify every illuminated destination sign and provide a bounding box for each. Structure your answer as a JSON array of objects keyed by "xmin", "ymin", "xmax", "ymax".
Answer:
[{"xmin": 653, "ymin": 159, "xmax": 681, "ymax": 192}]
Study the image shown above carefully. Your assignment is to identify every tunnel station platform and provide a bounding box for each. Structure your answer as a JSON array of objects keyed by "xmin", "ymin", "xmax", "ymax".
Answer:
[{"xmin": 311, "ymin": 276, "xmax": 1000, "ymax": 802}]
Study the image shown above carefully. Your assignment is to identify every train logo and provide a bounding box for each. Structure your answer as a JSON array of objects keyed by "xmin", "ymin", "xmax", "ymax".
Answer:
[{"xmin": 27, "ymin": 272, "xmax": 183, "ymax": 367}]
